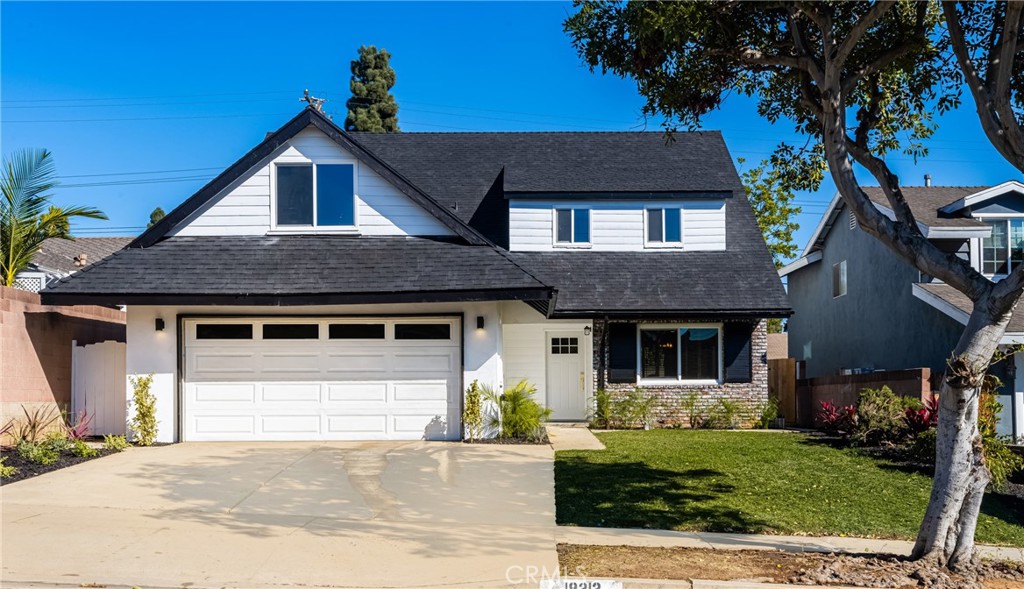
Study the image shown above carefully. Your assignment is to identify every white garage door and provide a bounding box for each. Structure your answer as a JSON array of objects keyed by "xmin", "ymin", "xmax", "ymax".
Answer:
[{"xmin": 182, "ymin": 317, "xmax": 461, "ymax": 441}]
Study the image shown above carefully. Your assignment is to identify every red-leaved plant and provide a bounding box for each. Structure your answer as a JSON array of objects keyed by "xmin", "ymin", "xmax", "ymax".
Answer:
[
  {"xmin": 904, "ymin": 395, "xmax": 939, "ymax": 436},
  {"xmin": 818, "ymin": 401, "xmax": 857, "ymax": 437},
  {"xmin": 64, "ymin": 410, "xmax": 93, "ymax": 440}
]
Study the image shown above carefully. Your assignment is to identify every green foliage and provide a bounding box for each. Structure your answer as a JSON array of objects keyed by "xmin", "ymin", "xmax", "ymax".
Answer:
[
  {"xmin": 851, "ymin": 386, "xmax": 909, "ymax": 447},
  {"xmin": 129, "ymin": 374, "xmax": 158, "ymax": 446},
  {"xmin": 979, "ymin": 389, "xmax": 1024, "ymax": 489},
  {"xmin": 148, "ymin": 207, "xmax": 165, "ymax": 228},
  {"xmin": 71, "ymin": 439, "xmax": 99, "ymax": 458},
  {"xmin": 344, "ymin": 45, "xmax": 400, "ymax": 133},
  {"xmin": 754, "ymin": 398, "xmax": 779, "ymax": 429},
  {"xmin": 589, "ymin": 388, "xmax": 614, "ymax": 429},
  {"xmin": 11, "ymin": 404, "xmax": 61, "ymax": 444},
  {"xmin": 17, "ymin": 440, "xmax": 59, "ymax": 465},
  {"xmin": 103, "ymin": 434, "xmax": 130, "ymax": 452},
  {"xmin": 0, "ymin": 456, "xmax": 17, "ymax": 478},
  {"xmin": 462, "ymin": 380, "xmax": 484, "ymax": 442},
  {"xmin": 615, "ymin": 388, "xmax": 659, "ymax": 429},
  {"xmin": 482, "ymin": 380, "xmax": 552, "ymax": 441},
  {"xmin": 42, "ymin": 430, "xmax": 72, "ymax": 452},
  {"xmin": 739, "ymin": 153, "xmax": 823, "ymax": 267},
  {"xmin": 704, "ymin": 399, "xmax": 741, "ymax": 430},
  {"xmin": 681, "ymin": 392, "xmax": 704, "ymax": 429},
  {"xmin": 1, "ymin": 149, "xmax": 107, "ymax": 286}
]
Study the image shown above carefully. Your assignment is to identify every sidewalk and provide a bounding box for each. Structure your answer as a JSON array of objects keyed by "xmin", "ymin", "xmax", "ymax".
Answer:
[
  {"xmin": 548, "ymin": 424, "xmax": 606, "ymax": 450},
  {"xmin": 557, "ymin": 526, "xmax": 1024, "ymax": 562}
]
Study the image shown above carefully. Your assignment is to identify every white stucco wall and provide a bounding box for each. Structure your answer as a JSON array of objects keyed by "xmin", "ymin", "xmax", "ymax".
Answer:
[{"xmin": 126, "ymin": 301, "xmax": 502, "ymax": 443}]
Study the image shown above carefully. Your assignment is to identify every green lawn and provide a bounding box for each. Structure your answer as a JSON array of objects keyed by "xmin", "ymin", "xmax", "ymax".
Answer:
[{"xmin": 555, "ymin": 430, "xmax": 1024, "ymax": 546}]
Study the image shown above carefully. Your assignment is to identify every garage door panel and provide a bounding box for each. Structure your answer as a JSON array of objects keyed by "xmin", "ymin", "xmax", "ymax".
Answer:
[
  {"xmin": 183, "ymin": 318, "xmax": 461, "ymax": 441},
  {"xmin": 261, "ymin": 414, "xmax": 320, "ymax": 434},
  {"xmin": 193, "ymin": 383, "xmax": 256, "ymax": 403},
  {"xmin": 326, "ymin": 382, "xmax": 388, "ymax": 402},
  {"xmin": 392, "ymin": 381, "xmax": 449, "ymax": 402},
  {"xmin": 262, "ymin": 383, "xmax": 321, "ymax": 402}
]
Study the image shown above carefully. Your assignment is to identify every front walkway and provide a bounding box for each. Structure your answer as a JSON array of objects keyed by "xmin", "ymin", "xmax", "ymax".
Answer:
[
  {"xmin": 558, "ymin": 526, "xmax": 1024, "ymax": 562},
  {"xmin": 2, "ymin": 442, "xmax": 557, "ymax": 588}
]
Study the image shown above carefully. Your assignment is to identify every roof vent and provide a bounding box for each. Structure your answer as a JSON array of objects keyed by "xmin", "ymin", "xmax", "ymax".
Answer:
[
  {"xmin": 73, "ymin": 254, "xmax": 88, "ymax": 267},
  {"xmin": 924, "ymin": 174, "xmax": 932, "ymax": 187}
]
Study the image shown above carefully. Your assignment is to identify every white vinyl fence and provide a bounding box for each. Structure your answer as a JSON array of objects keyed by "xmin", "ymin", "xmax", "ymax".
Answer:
[{"xmin": 71, "ymin": 340, "xmax": 126, "ymax": 436}]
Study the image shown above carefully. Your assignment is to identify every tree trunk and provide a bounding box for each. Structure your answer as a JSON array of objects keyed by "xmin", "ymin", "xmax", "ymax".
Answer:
[{"xmin": 911, "ymin": 302, "xmax": 1007, "ymax": 570}]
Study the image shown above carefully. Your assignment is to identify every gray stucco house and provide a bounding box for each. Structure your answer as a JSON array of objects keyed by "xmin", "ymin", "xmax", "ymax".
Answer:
[{"xmin": 781, "ymin": 182, "xmax": 1024, "ymax": 441}]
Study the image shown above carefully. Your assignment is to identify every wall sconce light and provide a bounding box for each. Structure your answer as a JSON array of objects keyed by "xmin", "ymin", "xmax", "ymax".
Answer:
[
  {"xmin": 476, "ymin": 316, "xmax": 485, "ymax": 330},
  {"xmin": 155, "ymin": 318, "xmax": 165, "ymax": 332},
  {"xmin": 583, "ymin": 326, "xmax": 592, "ymax": 336}
]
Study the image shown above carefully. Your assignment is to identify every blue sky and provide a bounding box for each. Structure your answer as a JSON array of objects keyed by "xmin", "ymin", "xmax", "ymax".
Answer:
[{"xmin": 2, "ymin": 1, "xmax": 1022, "ymax": 257}]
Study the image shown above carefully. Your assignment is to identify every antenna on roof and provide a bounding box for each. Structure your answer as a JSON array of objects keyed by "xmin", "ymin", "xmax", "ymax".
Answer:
[{"xmin": 300, "ymin": 89, "xmax": 326, "ymax": 113}]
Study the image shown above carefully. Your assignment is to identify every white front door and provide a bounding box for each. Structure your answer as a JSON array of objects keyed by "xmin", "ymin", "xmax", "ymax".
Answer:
[{"xmin": 546, "ymin": 331, "xmax": 587, "ymax": 420}]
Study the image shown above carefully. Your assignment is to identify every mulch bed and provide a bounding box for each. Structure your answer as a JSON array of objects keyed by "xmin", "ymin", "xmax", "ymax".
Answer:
[
  {"xmin": 1, "ymin": 446, "xmax": 116, "ymax": 484},
  {"xmin": 558, "ymin": 544, "xmax": 1024, "ymax": 589}
]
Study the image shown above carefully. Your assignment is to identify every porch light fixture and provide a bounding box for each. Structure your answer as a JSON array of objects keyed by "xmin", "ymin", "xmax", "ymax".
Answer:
[
  {"xmin": 155, "ymin": 318, "xmax": 165, "ymax": 332},
  {"xmin": 584, "ymin": 326, "xmax": 592, "ymax": 336},
  {"xmin": 476, "ymin": 316, "xmax": 485, "ymax": 330}
]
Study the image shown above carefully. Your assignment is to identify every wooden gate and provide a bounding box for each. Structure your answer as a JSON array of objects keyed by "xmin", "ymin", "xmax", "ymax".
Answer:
[
  {"xmin": 71, "ymin": 340, "xmax": 126, "ymax": 436},
  {"xmin": 768, "ymin": 358, "xmax": 797, "ymax": 425}
]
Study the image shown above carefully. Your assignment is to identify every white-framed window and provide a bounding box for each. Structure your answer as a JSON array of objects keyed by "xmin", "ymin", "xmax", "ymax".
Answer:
[
  {"xmin": 832, "ymin": 260, "xmax": 847, "ymax": 298},
  {"xmin": 980, "ymin": 217, "xmax": 1024, "ymax": 276},
  {"xmin": 553, "ymin": 208, "xmax": 591, "ymax": 246},
  {"xmin": 637, "ymin": 323, "xmax": 722, "ymax": 384},
  {"xmin": 273, "ymin": 162, "xmax": 357, "ymax": 229},
  {"xmin": 645, "ymin": 207, "xmax": 683, "ymax": 247}
]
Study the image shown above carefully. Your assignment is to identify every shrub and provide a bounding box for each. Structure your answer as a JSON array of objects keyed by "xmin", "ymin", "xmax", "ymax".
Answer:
[
  {"xmin": 17, "ymin": 441, "xmax": 59, "ymax": 465},
  {"xmin": 979, "ymin": 385, "xmax": 1024, "ymax": 489},
  {"xmin": 907, "ymin": 427, "xmax": 938, "ymax": 464},
  {"xmin": 103, "ymin": 434, "xmax": 130, "ymax": 452},
  {"xmin": 129, "ymin": 374, "xmax": 158, "ymax": 446},
  {"xmin": 12, "ymin": 405, "xmax": 61, "ymax": 444},
  {"xmin": 71, "ymin": 439, "xmax": 99, "ymax": 458},
  {"xmin": 64, "ymin": 410, "xmax": 93, "ymax": 440},
  {"xmin": 483, "ymin": 380, "xmax": 552, "ymax": 441},
  {"xmin": 0, "ymin": 456, "xmax": 17, "ymax": 478},
  {"xmin": 615, "ymin": 388, "xmax": 659, "ymax": 429},
  {"xmin": 681, "ymin": 392, "xmax": 704, "ymax": 429},
  {"xmin": 851, "ymin": 386, "xmax": 907, "ymax": 447},
  {"xmin": 904, "ymin": 395, "xmax": 939, "ymax": 436},
  {"xmin": 589, "ymin": 388, "xmax": 614, "ymax": 429},
  {"xmin": 42, "ymin": 430, "xmax": 72, "ymax": 452},
  {"xmin": 705, "ymin": 399, "xmax": 741, "ymax": 429},
  {"xmin": 818, "ymin": 401, "xmax": 857, "ymax": 437},
  {"xmin": 462, "ymin": 380, "xmax": 484, "ymax": 442},
  {"xmin": 754, "ymin": 398, "xmax": 780, "ymax": 429}
]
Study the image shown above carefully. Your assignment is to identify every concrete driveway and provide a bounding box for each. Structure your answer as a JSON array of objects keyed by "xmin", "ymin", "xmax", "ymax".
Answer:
[{"xmin": 1, "ymin": 441, "xmax": 557, "ymax": 588}]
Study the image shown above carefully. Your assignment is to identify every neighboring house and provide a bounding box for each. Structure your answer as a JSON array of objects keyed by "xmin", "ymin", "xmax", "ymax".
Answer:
[
  {"xmin": 781, "ymin": 182, "xmax": 1024, "ymax": 441},
  {"xmin": 41, "ymin": 107, "xmax": 788, "ymax": 443},
  {"xmin": 14, "ymin": 237, "xmax": 132, "ymax": 292}
]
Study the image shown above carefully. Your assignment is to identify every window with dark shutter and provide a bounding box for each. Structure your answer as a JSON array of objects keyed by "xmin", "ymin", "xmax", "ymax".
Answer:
[
  {"xmin": 723, "ymin": 322, "xmax": 755, "ymax": 383},
  {"xmin": 608, "ymin": 323, "xmax": 637, "ymax": 383}
]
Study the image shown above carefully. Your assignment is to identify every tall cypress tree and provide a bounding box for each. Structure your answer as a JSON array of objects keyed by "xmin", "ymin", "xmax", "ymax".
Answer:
[{"xmin": 344, "ymin": 46, "xmax": 400, "ymax": 133}]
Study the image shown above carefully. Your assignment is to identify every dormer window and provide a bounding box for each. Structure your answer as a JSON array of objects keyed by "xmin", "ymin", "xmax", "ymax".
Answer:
[
  {"xmin": 554, "ymin": 208, "xmax": 591, "ymax": 246},
  {"xmin": 981, "ymin": 218, "xmax": 1024, "ymax": 275},
  {"xmin": 275, "ymin": 163, "xmax": 355, "ymax": 228},
  {"xmin": 646, "ymin": 207, "xmax": 682, "ymax": 247}
]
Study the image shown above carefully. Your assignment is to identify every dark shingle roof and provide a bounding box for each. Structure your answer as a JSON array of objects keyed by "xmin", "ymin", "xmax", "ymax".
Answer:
[
  {"xmin": 42, "ymin": 236, "xmax": 550, "ymax": 305},
  {"xmin": 862, "ymin": 186, "xmax": 988, "ymax": 228},
  {"xmin": 31, "ymin": 237, "xmax": 132, "ymax": 274},
  {"xmin": 917, "ymin": 282, "xmax": 1024, "ymax": 333},
  {"xmin": 352, "ymin": 131, "xmax": 743, "ymax": 223}
]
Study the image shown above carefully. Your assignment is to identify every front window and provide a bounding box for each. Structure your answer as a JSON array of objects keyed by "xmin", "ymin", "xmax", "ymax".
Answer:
[
  {"xmin": 275, "ymin": 163, "xmax": 355, "ymax": 228},
  {"xmin": 554, "ymin": 208, "xmax": 590, "ymax": 245},
  {"xmin": 981, "ymin": 218, "xmax": 1024, "ymax": 275},
  {"xmin": 646, "ymin": 208, "xmax": 682, "ymax": 246},
  {"xmin": 639, "ymin": 325, "xmax": 721, "ymax": 382}
]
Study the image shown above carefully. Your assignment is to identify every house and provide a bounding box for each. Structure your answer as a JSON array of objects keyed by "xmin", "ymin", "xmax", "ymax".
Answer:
[
  {"xmin": 14, "ymin": 237, "xmax": 132, "ymax": 292},
  {"xmin": 781, "ymin": 181, "xmax": 1024, "ymax": 441},
  {"xmin": 40, "ymin": 107, "xmax": 789, "ymax": 442}
]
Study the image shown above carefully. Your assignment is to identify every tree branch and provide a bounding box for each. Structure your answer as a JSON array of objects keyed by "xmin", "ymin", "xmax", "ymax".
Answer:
[
  {"xmin": 841, "ymin": 3, "xmax": 927, "ymax": 96},
  {"xmin": 834, "ymin": 1, "xmax": 896, "ymax": 68}
]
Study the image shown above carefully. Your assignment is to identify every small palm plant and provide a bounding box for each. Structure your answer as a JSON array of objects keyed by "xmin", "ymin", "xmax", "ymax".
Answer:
[
  {"xmin": 1, "ymin": 149, "xmax": 107, "ymax": 286},
  {"xmin": 482, "ymin": 380, "xmax": 552, "ymax": 441}
]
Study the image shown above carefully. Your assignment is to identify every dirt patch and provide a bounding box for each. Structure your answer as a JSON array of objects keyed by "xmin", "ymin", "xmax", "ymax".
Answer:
[
  {"xmin": 557, "ymin": 544, "xmax": 1024, "ymax": 588},
  {"xmin": 1, "ymin": 446, "xmax": 115, "ymax": 484}
]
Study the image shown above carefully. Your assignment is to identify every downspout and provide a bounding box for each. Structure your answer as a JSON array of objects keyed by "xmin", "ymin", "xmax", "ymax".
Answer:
[{"xmin": 597, "ymin": 315, "xmax": 608, "ymax": 391}]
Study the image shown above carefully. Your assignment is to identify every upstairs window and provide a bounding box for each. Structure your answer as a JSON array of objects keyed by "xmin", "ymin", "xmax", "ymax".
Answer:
[
  {"xmin": 832, "ymin": 260, "xmax": 847, "ymax": 298},
  {"xmin": 981, "ymin": 218, "xmax": 1024, "ymax": 275},
  {"xmin": 275, "ymin": 163, "xmax": 355, "ymax": 228},
  {"xmin": 554, "ymin": 208, "xmax": 590, "ymax": 246},
  {"xmin": 646, "ymin": 208, "xmax": 682, "ymax": 246}
]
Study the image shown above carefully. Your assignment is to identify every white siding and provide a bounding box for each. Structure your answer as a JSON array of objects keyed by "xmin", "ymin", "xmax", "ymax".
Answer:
[
  {"xmin": 171, "ymin": 127, "xmax": 454, "ymax": 238},
  {"xmin": 508, "ymin": 200, "xmax": 726, "ymax": 251}
]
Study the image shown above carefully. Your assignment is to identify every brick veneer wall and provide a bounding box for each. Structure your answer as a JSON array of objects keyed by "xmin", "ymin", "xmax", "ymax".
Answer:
[
  {"xmin": 0, "ymin": 285, "xmax": 125, "ymax": 428},
  {"xmin": 592, "ymin": 318, "xmax": 769, "ymax": 428}
]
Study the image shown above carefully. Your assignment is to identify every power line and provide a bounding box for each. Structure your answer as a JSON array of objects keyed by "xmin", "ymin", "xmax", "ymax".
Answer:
[
  {"xmin": 3, "ymin": 97, "xmax": 296, "ymax": 109},
  {"xmin": 0, "ymin": 89, "xmax": 300, "ymax": 104},
  {"xmin": 4, "ymin": 112, "xmax": 297, "ymax": 124},
  {"xmin": 57, "ymin": 167, "xmax": 222, "ymax": 179}
]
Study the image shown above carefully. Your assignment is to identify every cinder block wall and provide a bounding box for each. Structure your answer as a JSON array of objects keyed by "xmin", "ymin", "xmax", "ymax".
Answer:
[
  {"xmin": 1, "ymin": 285, "xmax": 125, "ymax": 428},
  {"xmin": 592, "ymin": 319, "xmax": 769, "ymax": 427}
]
